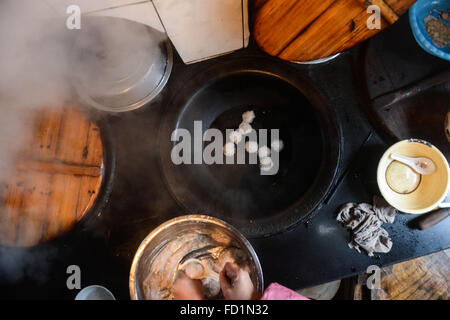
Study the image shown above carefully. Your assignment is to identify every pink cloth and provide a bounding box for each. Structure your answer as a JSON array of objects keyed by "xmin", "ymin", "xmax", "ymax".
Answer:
[{"xmin": 260, "ymin": 283, "xmax": 309, "ymax": 300}]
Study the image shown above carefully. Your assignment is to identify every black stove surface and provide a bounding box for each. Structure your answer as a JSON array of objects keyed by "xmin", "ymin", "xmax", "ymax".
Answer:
[{"xmin": 1, "ymin": 15, "xmax": 449, "ymax": 299}]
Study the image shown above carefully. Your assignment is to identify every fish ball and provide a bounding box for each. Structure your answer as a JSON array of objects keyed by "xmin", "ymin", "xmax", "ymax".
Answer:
[
  {"xmin": 229, "ymin": 130, "xmax": 242, "ymax": 144},
  {"xmin": 242, "ymin": 110, "xmax": 255, "ymax": 124},
  {"xmin": 259, "ymin": 157, "xmax": 274, "ymax": 172},
  {"xmin": 245, "ymin": 141, "xmax": 258, "ymax": 153},
  {"xmin": 258, "ymin": 146, "xmax": 271, "ymax": 158},
  {"xmin": 223, "ymin": 142, "xmax": 235, "ymax": 156},
  {"xmin": 271, "ymin": 139, "xmax": 284, "ymax": 152},
  {"xmin": 238, "ymin": 122, "xmax": 252, "ymax": 135}
]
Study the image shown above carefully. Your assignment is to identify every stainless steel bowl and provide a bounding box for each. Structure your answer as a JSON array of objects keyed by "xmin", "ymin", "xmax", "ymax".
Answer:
[
  {"xmin": 72, "ymin": 17, "xmax": 173, "ymax": 113},
  {"xmin": 129, "ymin": 215, "xmax": 264, "ymax": 300}
]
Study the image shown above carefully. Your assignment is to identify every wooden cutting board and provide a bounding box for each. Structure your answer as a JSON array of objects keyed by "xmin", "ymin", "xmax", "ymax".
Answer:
[
  {"xmin": 253, "ymin": 0, "xmax": 416, "ymax": 62},
  {"xmin": 0, "ymin": 105, "xmax": 104, "ymax": 247}
]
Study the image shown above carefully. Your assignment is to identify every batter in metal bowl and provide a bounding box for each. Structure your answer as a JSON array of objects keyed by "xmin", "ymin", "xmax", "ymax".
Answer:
[{"xmin": 143, "ymin": 229, "xmax": 251, "ymax": 300}]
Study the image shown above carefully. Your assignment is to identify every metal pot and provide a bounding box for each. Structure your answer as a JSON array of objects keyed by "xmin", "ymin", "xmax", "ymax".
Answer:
[
  {"xmin": 159, "ymin": 56, "xmax": 341, "ymax": 237},
  {"xmin": 71, "ymin": 17, "xmax": 173, "ymax": 113},
  {"xmin": 129, "ymin": 215, "xmax": 264, "ymax": 300}
]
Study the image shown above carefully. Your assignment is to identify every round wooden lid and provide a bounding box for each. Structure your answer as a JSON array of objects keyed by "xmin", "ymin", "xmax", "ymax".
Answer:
[
  {"xmin": 253, "ymin": 0, "xmax": 416, "ymax": 62},
  {"xmin": 0, "ymin": 105, "xmax": 104, "ymax": 247}
]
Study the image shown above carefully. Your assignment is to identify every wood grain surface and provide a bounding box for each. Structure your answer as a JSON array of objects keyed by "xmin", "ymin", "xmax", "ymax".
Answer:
[
  {"xmin": 0, "ymin": 105, "xmax": 104, "ymax": 247},
  {"xmin": 373, "ymin": 249, "xmax": 450, "ymax": 299},
  {"xmin": 349, "ymin": 249, "xmax": 450, "ymax": 300},
  {"xmin": 253, "ymin": 0, "xmax": 416, "ymax": 62}
]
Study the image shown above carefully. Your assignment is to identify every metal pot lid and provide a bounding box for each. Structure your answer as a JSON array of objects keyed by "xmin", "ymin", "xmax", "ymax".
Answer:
[{"xmin": 71, "ymin": 17, "xmax": 172, "ymax": 112}]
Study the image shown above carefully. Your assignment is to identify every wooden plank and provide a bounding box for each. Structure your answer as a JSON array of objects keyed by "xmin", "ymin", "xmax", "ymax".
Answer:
[
  {"xmin": 84, "ymin": 121, "xmax": 104, "ymax": 167},
  {"xmin": 373, "ymin": 250, "xmax": 450, "ymax": 300},
  {"xmin": 14, "ymin": 171, "xmax": 52, "ymax": 246},
  {"xmin": 76, "ymin": 175, "xmax": 103, "ymax": 221},
  {"xmin": 31, "ymin": 108, "xmax": 63, "ymax": 160},
  {"xmin": 352, "ymin": 250, "xmax": 450, "ymax": 300},
  {"xmin": 56, "ymin": 106, "xmax": 91, "ymax": 164},
  {"xmin": 0, "ymin": 171, "xmax": 26, "ymax": 246},
  {"xmin": 280, "ymin": 0, "xmax": 383, "ymax": 61},
  {"xmin": 357, "ymin": 0, "xmax": 399, "ymax": 25},
  {"xmin": 16, "ymin": 159, "xmax": 101, "ymax": 177},
  {"xmin": 384, "ymin": 0, "xmax": 416, "ymax": 13},
  {"xmin": 44, "ymin": 173, "xmax": 82, "ymax": 241},
  {"xmin": 0, "ymin": 105, "xmax": 104, "ymax": 247},
  {"xmin": 253, "ymin": 0, "xmax": 269, "ymax": 11},
  {"xmin": 253, "ymin": 0, "xmax": 416, "ymax": 61},
  {"xmin": 254, "ymin": 0, "xmax": 337, "ymax": 56}
]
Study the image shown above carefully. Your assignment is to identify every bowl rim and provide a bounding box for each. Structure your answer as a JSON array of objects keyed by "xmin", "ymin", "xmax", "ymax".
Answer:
[
  {"xmin": 74, "ymin": 40, "xmax": 173, "ymax": 113},
  {"xmin": 75, "ymin": 285, "xmax": 116, "ymax": 300},
  {"xmin": 409, "ymin": 0, "xmax": 450, "ymax": 61},
  {"xmin": 377, "ymin": 139, "xmax": 450, "ymax": 214},
  {"xmin": 129, "ymin": 214, "xmax": 264, "ymax": 300}
]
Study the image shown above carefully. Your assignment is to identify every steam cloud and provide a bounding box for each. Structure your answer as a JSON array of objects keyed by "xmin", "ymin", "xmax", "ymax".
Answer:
[
  {"xmin": 0, "ymin": 0, "xmax": 75, "ymax": 286},
  {"xmin": 0, "ymin": 0, "xmax": 163, "ymax": 284},
  {"xmin": 0, "ymin": 0, "xmax": 74, "ymax": 180}
]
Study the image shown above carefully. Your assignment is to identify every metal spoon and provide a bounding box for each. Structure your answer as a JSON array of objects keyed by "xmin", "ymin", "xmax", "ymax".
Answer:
[
  {"xmin": 179, "ymin": 245, "xmax": 227, "ymax": 265},
  {"xmin": 390, "ymin": 153, "xmax": 436, "ymax": 175}
]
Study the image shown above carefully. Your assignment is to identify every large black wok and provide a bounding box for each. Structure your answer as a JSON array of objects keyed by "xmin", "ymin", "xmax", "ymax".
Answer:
[{"xmin": 159, "ymin": 57, "xmax": 341, "ymax": 237}]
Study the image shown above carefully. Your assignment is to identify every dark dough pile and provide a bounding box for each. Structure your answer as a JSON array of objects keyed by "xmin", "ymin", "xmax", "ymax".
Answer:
[{"xmin": 337, "ymin": 196, "xmax": 397, "ymax": 256}]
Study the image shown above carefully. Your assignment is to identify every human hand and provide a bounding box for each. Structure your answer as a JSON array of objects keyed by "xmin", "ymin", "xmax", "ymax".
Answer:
[
  {"xmin": 219, "ymin": 262, "xmax": 260, "ymax": 300},
  {"xmin": 172, "ymin": 270, "xmax": 204, "ymax": 300}
]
